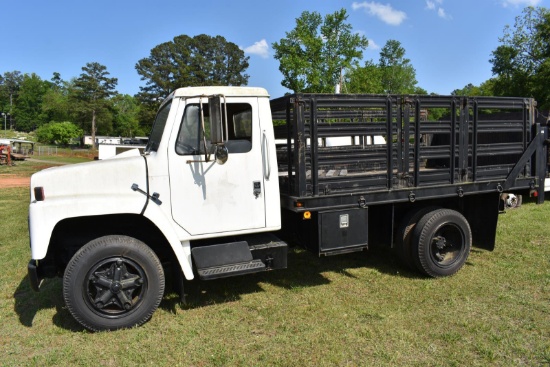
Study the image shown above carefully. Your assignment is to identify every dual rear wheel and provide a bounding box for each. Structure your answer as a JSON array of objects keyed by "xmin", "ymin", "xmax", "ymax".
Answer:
[{"xmin": 396, "ymin": 208, "xmax": 472, "ymax": 277}]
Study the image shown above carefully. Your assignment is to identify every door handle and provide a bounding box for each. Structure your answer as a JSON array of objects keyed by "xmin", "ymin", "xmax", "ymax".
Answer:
[{"xmin": 262, "ymin": 131, "xmax": 271, "ymax": 180}]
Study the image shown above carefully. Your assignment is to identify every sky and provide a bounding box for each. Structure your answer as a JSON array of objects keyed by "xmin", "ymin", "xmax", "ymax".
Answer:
[{"xmin": 0, "ymin": 0, "xmax": 546, "ymax": 99}]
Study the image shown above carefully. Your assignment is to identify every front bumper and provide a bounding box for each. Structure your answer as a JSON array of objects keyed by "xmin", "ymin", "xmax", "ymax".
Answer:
[{"xmin": 28, "ymin": 260, "xmax": 42, "ymax": 292}]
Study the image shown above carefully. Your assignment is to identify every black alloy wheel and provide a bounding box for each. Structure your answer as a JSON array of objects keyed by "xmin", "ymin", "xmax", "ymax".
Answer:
[{"xmin": 63, "ymin": 235, "xmax": 165, "ymax": 331}]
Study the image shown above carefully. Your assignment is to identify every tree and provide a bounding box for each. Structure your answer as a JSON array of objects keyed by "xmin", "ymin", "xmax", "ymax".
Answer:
[
  {"xmin": 73, "ymin": 62, "xmax": 118, "ymax": 147},
  {"xmin": 41, "ymin": 73, "xmax": 73, "ymax": 123},
  {"xmin": 135, "ymin": 34, "xmax": 249, "ymax": 103},
  {"xmin": 379, "ymin": 40, "xmax": 417, "ymax": 94},
  {"xmin": 344, "ymin": 40, "xmax": 419, "ymax": 95},
  {"xmin": 272, "ymin": 8, "xmax": 368, "ymax": 93},
  {"xmin": 12, "ymin": 73, "xmax": 49, "ymax": 131},
  {"xmin": 112, "ymin": 94, "xmax": 143, "ymax": 137},
  {"xmin": 490, "ymin": 45, "xmax": 531, "ymax": 97},
  {"xmin": 451, "ymin": 81, "xmax": 494, "ymax": 96},
  {"xmin": 344, "ymin": 60, "xmax": 384, "ymax": 93},
  {"xmin": 35, "ymin": 121, "xmax": 83, "ymax": 146},
  {"xmin": 0, "ymin": 71, "xmax": 23, "ymax": 128},
  {"xmin": 533, "ymin": 10, "xmax": 550, "ymax": 109},
  {"xmin": 490, "ymin": 6, "xmax": 550, "ymax": 110}
]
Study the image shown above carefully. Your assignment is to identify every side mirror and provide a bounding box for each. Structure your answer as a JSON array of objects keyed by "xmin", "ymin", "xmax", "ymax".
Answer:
[
  {"xmin": 215, "ymin": 145, "xmax": 228, "ymax": 165},
  {"xmin": 209, "ymin": 96, "xmax": 224, "ymax": 144}
]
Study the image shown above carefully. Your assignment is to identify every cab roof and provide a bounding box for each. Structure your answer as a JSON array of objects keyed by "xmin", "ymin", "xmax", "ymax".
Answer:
[{"xmin": 173, "ymin": 86, "xmax": 270, "ymax": 98}]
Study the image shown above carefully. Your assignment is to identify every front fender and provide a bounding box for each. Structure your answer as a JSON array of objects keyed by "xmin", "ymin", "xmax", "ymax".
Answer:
[
  {"xmin": 29, "ymin": 193, "xmax": 144, "ymax": 260},
  {"xmin": 143, "ymin": 202, "xmax": 194, "ymax": 280},
  {"xmin": 29, "ymin": 195, "xmax": 194, "ymax": 281}
]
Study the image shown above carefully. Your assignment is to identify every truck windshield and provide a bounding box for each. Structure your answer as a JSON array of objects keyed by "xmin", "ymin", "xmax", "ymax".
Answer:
[{"xmin": 145, "ymin": 100, "xmax": 172, "ymax": 153}]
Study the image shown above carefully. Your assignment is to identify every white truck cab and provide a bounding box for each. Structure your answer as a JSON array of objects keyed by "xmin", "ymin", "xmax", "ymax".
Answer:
[{"xmin": 28, "ymin": 87, "xmax": 287, "ymax": 331}]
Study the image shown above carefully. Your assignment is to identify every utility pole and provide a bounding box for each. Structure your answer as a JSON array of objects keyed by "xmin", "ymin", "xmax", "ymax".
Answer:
[{"xmin": 1, "ymin": 112, "xmax": 8, "ymax": 134}]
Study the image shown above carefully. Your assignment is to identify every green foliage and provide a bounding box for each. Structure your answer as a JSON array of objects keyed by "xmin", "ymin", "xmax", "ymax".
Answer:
[
  {"xmin": 345, "ymin": 40, "xmax": 419, "ymax": 95},
  {"xmin": 379, "ymin": 40, "xmax": 418, "ymax": 94},
  {"xmin": 112, "ymin": 94, "xmax": 143, "ymax": 137},
  {"xmin": 41, "ymin": 76, "xmax": 72, "ymax": 124},
  {"xmin": 490, "ymin": 6, "xmax": 550, "ymax": 109},
  {"xmin": 135, "ymin": 34, "xmax": 249, "ymax": 103},
  {"xmin": 345, "ymin": 60, "xmax": 384, "ymax": 93},
  {"xmin": 273, "ymin": 8, "xmax": 368, "ymax": 93},
  {"xmin": 413, "ymin": 86, "xmax": 428, "ymax": 95},
  {"xmin": 134, "ymin": 34, "xmax": 249, "ymax": 134},
  {"xmin": 72, "ymin": 62, "xmax": 118, "ymax": 142},
  {"xmin": 451, "ymin": 82, "xmax": 494, "ymax": 96},
  {"xmin": 0, "ymin": 71, "xmax": 23, "ymax": 131},
  {"xmin": 0, "ymin": 70, "xmax": 23, "ymax": 112},
  {"xmin": 12, "ymin": 73, "xmax": 49, "ymax": 131},
  {"xmin": 136, "ymin": 103, "xmax": 157, "ymax": 136},
  {"xmin": 74, "ymin": 62, "xmax": 118, "ymax": 103},
  {"xmin": 35, "ymin": 121, "xmax": 83, "ymax": 145}
]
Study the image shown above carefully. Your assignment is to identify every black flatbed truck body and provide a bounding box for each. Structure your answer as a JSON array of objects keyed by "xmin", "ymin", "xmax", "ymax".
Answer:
[{"xmin": 271, "ymin": 94, "xmax": 547, "ymax": 256}]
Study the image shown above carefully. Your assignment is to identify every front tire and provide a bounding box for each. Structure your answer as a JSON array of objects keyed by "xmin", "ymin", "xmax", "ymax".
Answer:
[{"xmin": 63, "ymin": 235, "xmax": 165, "ymax": 331}]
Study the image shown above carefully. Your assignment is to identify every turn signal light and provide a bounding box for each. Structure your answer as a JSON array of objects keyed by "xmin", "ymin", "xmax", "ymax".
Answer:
[
  {"xmin": 34, "ymin": 187, "xmax": 45, "ymax": 201},
  {"xmin": 303, "ymin": 211, "xmax": 311, "ymax": 220}
]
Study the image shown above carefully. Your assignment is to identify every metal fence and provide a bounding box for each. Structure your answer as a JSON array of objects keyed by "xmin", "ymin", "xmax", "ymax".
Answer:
[{"xmin": 36, "ymin": 146, "xmax": 58, "ymax": 156}]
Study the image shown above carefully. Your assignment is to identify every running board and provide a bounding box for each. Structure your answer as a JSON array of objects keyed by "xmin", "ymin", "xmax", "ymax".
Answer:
[
  {"xmin": 191, "ymin": 241, "xmax": 265, "ymax": 280},
  {"xmin": 197, "ymin": 260, "xmax": 266, "ymax": 280}
]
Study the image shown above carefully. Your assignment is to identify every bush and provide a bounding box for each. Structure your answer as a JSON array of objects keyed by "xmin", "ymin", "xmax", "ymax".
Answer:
[{"xmin": 35, "ymin": 121, "xmax": 83, "ymax": 146}]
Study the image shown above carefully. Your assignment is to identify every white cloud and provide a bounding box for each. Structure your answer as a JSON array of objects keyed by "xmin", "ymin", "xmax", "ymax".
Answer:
[
  {"xmin": 243, "ymin": 39, "xmax": 269, "ymax": 59},
  {"xmin": 354, "ymin": 31, "xmax": 379, "ymax": 50},
  {"xmin": 426, "ymin": 0, "xmax": 451, "ymax": 20},
  {"xmin": 368, "ymin": 38, "xmax": 380, "ymax": 50},
  {"xmin": 501, "ymin": 0, "xmax": 541, "ymax": 7},
  {"xmin": 437, "ymin": 8, "xmax": 451, "ymax": 19},
  {"xmin": 352, "ymin": 1, "xmax": 407, "ymax": 26}
]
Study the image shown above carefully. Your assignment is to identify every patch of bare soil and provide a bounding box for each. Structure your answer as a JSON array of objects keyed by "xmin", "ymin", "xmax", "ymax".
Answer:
[{"xmin": 0, "ymin": 175, "xmax": 30, "ymax": 188}]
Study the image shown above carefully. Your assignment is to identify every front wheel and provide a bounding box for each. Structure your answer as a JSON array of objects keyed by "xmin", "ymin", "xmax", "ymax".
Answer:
[
  {"xmin": 63, "ymin": 235, "xmax": 165, "ymax": 331},
  {"xmin": 411, "ymin": 209, "xmax": 471, "ymax": 278}
]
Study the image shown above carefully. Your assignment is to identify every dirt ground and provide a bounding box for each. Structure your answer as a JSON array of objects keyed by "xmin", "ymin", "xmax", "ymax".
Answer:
[{"xmin": 0, "ymin": 175, "xmax": 30, "ymax": 188}]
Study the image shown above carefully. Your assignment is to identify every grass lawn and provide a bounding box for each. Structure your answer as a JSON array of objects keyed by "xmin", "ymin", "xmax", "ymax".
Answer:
[{"xmin": 0, "ymin": 164, "xmax": 548, "ymax": 366}]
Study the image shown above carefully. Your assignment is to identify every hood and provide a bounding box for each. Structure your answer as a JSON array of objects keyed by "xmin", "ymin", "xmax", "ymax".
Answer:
[{"xmin": 30, "ymin": 154, "xmax": 147, "ymax": 202}]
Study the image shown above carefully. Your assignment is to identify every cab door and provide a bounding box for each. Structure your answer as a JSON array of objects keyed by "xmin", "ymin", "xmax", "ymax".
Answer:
[{"xmin": 168, "ymin": 97, "xmax": 266, "ymax": 236}]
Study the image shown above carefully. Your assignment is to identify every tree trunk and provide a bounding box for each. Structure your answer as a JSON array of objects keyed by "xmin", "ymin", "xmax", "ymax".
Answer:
[{"xmin": 91, "ymin": 109, "xmax": 96, "ymax": 151}]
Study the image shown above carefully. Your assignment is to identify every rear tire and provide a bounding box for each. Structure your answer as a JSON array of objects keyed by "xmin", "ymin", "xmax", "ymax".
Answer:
[
  {"xmin": 63, "ymin": 235, "xmax": 165, "ymax": 331},
  {"xmin": 395, "ymin": 206, "xmax": 440, "ymax": 270},
  {"xmin": 411, "ymin": 209, "xmax": 471, "ymax": 277}
]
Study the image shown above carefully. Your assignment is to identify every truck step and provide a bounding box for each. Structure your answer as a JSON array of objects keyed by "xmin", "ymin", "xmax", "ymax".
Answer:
[
  {"xmin": 191, "ymin": 236, "xmax": 288, "ymax": 280},
  {"xmin": 192, "ymin": 241, "xmax": 266, "ymax": 280},
  {"xmin": 245, "ymin": 233, "xmax": 288, "ymax": 270},
  {"xmin": 197, "ymin": 260, "xmax": 266, "ymax": 280}
]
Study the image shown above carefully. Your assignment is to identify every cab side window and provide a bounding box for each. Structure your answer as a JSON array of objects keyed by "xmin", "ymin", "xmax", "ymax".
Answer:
[
  {"xmin": 176, "ymin": 105, "xmax": 204, "ymax": 155},
  {"xmin": 176, "ymin": 103, "xmax": 252, "ymax": 155}
]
